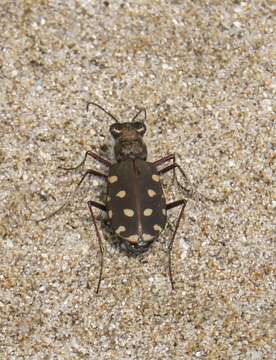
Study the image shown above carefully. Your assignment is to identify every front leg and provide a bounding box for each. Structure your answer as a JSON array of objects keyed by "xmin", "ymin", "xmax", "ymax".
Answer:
[
  {"xmin": 153, "ymin": 154, "xmax": 177, "ymax": 186},
  {"xmin": 153, "ymin": 153, "xmax": 175, "ymax": 167},
  {"xmin": 159, "ymin": 162, "xmax": 193, "ymax": 198},
  {"xmin": 153, "ymin": 154, "xmax": 194, "ymax": 190},
  {"xmin": 59, "ymin": 151, "xmax": 112, "ymax": 171}
]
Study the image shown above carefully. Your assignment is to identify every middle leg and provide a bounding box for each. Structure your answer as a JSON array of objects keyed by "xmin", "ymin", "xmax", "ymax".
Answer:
[
  {"xmin": 160, "ymin": 163, "xmax": 225, "ymax": 203},
  {"xmin": 37, "ymin": 168, "xmax": 106, "ymax": 222}
]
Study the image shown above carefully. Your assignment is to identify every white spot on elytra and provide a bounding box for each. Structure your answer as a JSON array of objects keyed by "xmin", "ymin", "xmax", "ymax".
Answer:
[
  {"xmin": 108, "ymin": 210, "xmax": 112, "ymax": 218},
  {"xmin": 127, "ymin": 235, "xmax": 139, "ymax": 243},
  {"xmin": 142, "ymin": 233, "xmax": 154, "ymax": 241},
  {"xmin": 115, "ymin": 226, "xmax": 126, "ymax": 234},
  {"xmin": 147, "ymin": 189, "xmax": 156, "ymax": 197},
  {"xmin": 153, "ymin": 224, "xmax": 162, "ymax": 232},
  {"xmin": 162, "ymin": 209, "xmax": 166, "ymax": 216},
  {"xmin": 116, "ymin": 190, "xmax": 126, "ymax": 198},
  {"xmin": 144, "ymin": 208, "xmax": 153, "ymax": 216},
  {"xmin": 108, "ymin": 175, "xmax": 118, "ymax": 184},
  {"xmin": 152, "ymin": 174, "xmax": 160, "ymax": 182},
  {"xmin": 123, "ymin": 209, "xmax": 134, "ymax": 217}
]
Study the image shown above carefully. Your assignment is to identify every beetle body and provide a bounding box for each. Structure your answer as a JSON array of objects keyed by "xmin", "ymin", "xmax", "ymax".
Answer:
[
  {"xmin": 107, "ymin": 159, "xmax": 167, "ymax": 254},
  {"xmin": 106, "ymin": 119, "xmax": 169, "ymax": 254},
  {"xmin": 41, "ymin": 103, "xmax": 188, "ymax": 292}
]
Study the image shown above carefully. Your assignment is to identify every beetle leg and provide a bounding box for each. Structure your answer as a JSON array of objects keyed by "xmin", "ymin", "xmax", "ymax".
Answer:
[
  {"xmin": 153, "ymin": 154, "xmax": 176, "ymax": 184},
  {"xmin": 131, "ymin": 107, "xmax": 146, "ymax": 122},
  {"xmin": 166, "ymin": 199, "xmax": 187, "ymax": 291},
  {"xmin": 37, "ymin": 169, "xmax": 106, "ymax": 222},
  {"xmin": 87, "ymin": 200, "xmax": 106, "ymax": 294},
  {"xmin": 159, "ymin": 163, "xmax": 193, "ymax": 198},
  {"xmin": 160, "ymin": 163, "xmax": 226, "ymax": 204},
  {"xmin": 153, "ymin": 153, "xmax": 175, "ymax": 167},
  {"xmin": 59, "ymin": 151, "xmax": 112, "ymax": 171}
]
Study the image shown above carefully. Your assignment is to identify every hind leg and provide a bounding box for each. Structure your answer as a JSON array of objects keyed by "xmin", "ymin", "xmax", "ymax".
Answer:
[
  {"xmin": 166, "ymin": 199, "xmax": 187, "ymax": 290},
  {"xmin": 87, "ymin": 200, "xmax": 107, "ymax": 293}
]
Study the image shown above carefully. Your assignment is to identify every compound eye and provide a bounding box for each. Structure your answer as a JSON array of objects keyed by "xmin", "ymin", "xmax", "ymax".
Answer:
[
  {"xmin": 110, "ymin": 124, "xmax": 123, "ymax": 137},
  {"xmin": 133, "ymin": 122, "xmax": 146, "ymax": 135}
]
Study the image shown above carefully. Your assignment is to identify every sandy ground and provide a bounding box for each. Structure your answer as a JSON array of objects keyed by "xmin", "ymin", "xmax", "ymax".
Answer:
[{"xmin": 0, "ymin": 1, "xmax": 275, "ymax": 359}]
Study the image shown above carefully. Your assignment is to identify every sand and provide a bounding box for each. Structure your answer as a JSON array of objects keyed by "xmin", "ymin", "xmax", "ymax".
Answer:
[{"xmin": 0, "ymin": 1, "xmax": 274, "ymax": 359}]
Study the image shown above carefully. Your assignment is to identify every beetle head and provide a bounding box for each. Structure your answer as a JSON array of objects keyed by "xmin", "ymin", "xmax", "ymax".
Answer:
[
  {"xmin": 110, "ymin": 121, "xmax": 147, "ymax": 162},
  {"xmin": 111, "ymin": 107, "xmax": 147, "ymax": 162},
  {"xmin": 86, "ymin": 102, "xmax": 148, "ymax": 162}
]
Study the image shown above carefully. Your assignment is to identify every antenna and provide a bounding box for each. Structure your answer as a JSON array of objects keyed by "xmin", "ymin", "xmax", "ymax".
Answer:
[
  {"xmin": 86, "ymin": 101, "xmax": 119, "ymax": 123},
  {"xmin": 131, "ymin": 108, "xmax": 146, "ymax": 123}
]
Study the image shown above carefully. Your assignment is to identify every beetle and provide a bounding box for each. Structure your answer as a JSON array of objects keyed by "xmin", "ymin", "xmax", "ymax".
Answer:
[{"xmin": 39, "ymin": 102, "xmax": 193, "ymax": 293}]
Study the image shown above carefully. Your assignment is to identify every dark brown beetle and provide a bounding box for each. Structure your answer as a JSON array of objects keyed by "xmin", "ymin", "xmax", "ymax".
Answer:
[{"xmin": 40, "ymin": 103, "xmax": 192, "ymax": 293}]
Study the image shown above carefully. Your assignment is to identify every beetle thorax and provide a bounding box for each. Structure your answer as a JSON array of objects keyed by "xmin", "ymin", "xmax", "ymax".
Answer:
[
  {"xmin": 110, "ymin": 123, "xmax": 148, "ymax": 162},
  {"xmin": 114, "ymin": 136, "xmax": 147, "ymax": 161}
]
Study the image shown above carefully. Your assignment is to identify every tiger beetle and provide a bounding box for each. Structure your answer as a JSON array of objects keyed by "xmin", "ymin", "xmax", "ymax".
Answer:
[{"xmin": 39, "ymin": 102, "xmax": 195, "ymax": 293}]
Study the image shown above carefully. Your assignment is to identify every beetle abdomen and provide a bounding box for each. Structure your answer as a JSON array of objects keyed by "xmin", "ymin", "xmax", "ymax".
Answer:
[{"xmin": 106, "ymin": 159, "xmax": 166, "ymax": 250}]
